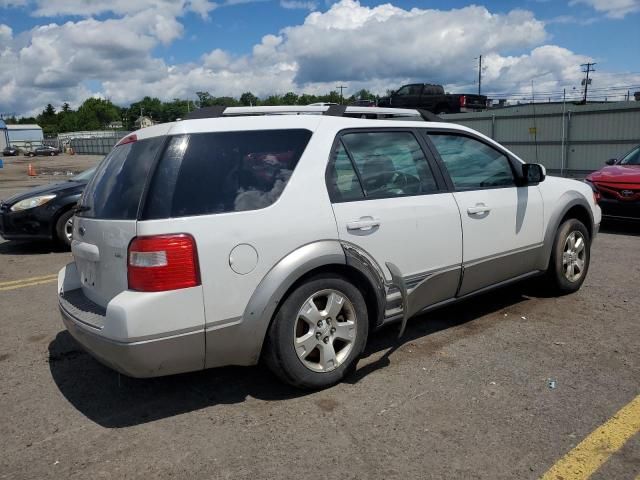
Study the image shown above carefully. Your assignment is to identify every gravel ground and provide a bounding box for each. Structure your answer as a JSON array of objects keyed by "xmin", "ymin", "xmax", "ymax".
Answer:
[{"xmin": 0, "ymin": 154, "xmax": 638, "ymax": 479}]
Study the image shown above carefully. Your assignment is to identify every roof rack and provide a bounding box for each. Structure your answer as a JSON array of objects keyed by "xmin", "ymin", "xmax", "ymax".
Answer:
[{"xmin": 184, "ymin": 105, "xmax": 444, "ymax": 122}]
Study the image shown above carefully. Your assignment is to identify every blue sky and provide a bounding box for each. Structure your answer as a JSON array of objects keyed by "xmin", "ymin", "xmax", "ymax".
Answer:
[{"xmin": 0, "ymin": 0, "xmax": 639, "ymax": 114}]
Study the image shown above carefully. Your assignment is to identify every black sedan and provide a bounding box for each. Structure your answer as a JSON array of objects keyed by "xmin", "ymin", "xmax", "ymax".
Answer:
[
  {"xmin": 0, "ymin": 168, "xmax": 95, "ymax": 248},
  {"xmin": 3, "ymin": 146, "xmax": 19, "ymax": 156},
  {"xmin": 26, "ymin": 145, "xmax": 60, "ymax": 157}
]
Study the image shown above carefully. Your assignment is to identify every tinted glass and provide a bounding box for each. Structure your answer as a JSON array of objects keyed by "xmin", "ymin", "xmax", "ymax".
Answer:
[
  {"xmin": 78, "ymin": 137, "xmax": 164, "ymax": 219},
  {"xmin": 341, "ymin": 131, "xmax": 437, "ymax": 198},
  {"xmin": 144, "ymin": 129, "xmax": 311, "ymax": 219},
  {"xmin": 620, "ymin": 146, "xmax": 640, "ymax": 165},
  {"xmin": 71, "ymin": 167, "xmax": 96, "ymax": 182},
  {"xmin": 327, "ymin": 142, "xmax": 364, "ymax": 202},
  {"xmin": 429, "ymin": 134, "xmax": 515, "ymax": 190}
]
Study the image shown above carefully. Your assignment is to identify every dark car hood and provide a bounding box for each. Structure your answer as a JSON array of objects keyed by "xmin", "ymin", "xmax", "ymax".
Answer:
[
  {"xmin": 1, "ymin": 180, "xmax": 87, "ymax": 206},
  {"xmin": 586, "ymin": 165, "xmax": 640, "ymax": 184}
]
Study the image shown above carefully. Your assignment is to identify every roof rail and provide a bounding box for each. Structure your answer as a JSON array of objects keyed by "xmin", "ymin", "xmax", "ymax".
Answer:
[
  {"xmin": 184, "ymin": 105, "xmax": 226, "ymax": 120},
  {"xmin": 180, "ymin": 105, "xmax": 444, "ymax": 122}
]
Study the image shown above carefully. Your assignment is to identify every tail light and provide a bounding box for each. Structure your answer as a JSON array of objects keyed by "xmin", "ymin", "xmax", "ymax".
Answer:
[
  {"xmin": 459, "ymin": 96, "xmax": 467, "ymax": 108},
  {"xmin": 128, "ymin": 234, "xmax": 200, "ymax": 292}
]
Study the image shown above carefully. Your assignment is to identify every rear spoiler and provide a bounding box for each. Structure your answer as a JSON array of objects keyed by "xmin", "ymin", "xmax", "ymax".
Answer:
[
  {"xmin": 417, "ymin": 109, "xmax": 445, "ymax": 122},
  {"xmin": 184, "ymin": 106, "xmax": 226, "ymax": 120}
]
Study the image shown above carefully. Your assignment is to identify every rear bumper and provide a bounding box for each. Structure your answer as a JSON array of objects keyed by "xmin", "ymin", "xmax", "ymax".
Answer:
[{"xmin": 57, "ymin": 263, "xmax": 206, "ymax": 378}]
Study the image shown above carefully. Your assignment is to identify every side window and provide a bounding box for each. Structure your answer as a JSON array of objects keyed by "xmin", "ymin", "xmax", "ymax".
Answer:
[
  {"xmin": 340, "ymin": 131, "xmax": 438, "ymax": 199},
  {"xmin": 396, "ymin": 86, "xmax": 411, "ymax": 96},
  {"xmin": 429, "ymin": 134, "xmax": 515, "ymax": 190},
  {"xmin": 620, "ymin": 147, "xmax": 640, "ymax": 165},
  {"xmin": 327, "ymin": 142, "xmax": 365, "ymax": 202}
]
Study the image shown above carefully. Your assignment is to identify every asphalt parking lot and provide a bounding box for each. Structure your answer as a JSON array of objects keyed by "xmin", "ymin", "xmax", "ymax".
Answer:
[{"xmin": 0, "ymin": 155, "xmax": 638, "ymax": 479}]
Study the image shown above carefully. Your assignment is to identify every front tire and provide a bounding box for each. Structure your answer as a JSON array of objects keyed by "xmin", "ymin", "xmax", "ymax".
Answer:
[
  {"xmin": 546, "ymin": 218, "xmax": 591, "ymax": 294},
  {"xmin": 264, "ymin": 274, "xmax": 369, "ymax": 389},
  {"xmin": 55, "ymin": 209, "xmax": 74, "ymax": 249}
]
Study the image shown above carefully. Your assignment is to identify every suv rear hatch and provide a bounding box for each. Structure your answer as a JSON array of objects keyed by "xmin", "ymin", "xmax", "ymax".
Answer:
[{"xmin": 72, "ymin": 127, "xmax": 170, "ymax": 308}]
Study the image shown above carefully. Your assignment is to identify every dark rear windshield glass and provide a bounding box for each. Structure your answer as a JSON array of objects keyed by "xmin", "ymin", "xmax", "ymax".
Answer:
[
  {"xmin": 143, "ymin": 129, "xmax": 312, "ymax": 219},
  {"xmin": 77, "ymin": 137, "xmax": 165, "ymax": 219}
]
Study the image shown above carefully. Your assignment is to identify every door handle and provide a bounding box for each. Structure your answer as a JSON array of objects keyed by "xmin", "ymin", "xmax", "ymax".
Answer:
[
  {"xmin": 467, "ymin": 204, "xmax": 491, "ymax": 215},
  {"xmin": 347, "ymin": 217, "xmax": 381, "ymax": 231}
]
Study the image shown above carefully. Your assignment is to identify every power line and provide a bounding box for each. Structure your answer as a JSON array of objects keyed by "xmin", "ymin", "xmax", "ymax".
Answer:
[{"xmin": 477, "ymin": 55, "xmax": 482, "ymax": 96}]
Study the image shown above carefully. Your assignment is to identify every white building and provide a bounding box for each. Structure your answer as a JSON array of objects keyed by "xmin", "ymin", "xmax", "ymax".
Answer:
[{"xmin": 0, "ymin": 121, "xmax": 44, "ymax": 150}]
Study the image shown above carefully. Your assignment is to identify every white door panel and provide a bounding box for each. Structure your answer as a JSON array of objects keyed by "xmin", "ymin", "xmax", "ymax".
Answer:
[
  {"xmin": 453, "ymin": 186, "xmax": 544, "ymax": 262},
  {"xmin": 332, "ymin": 193, "xmax": 462, "ymax": 280}
]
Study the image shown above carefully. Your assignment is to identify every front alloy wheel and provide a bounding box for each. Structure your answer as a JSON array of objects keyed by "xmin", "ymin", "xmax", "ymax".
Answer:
[
  {"xmin": 546, "ymin": 218, "xmax": 591, "ymax": 294},
  {"xmin": 562, "ymin": 231, "xmax": 586, "ymax": 282}
]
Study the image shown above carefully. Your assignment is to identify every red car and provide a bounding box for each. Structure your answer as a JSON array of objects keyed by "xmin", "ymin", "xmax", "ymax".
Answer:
[{"xmin": 585, "ymin": 145, "xmax": 640, "ymax": 221}]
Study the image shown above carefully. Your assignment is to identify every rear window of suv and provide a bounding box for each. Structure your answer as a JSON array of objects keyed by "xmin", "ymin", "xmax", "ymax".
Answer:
[
  {"xmin": 77, "ymin": 136, "xmax": 165, "ymax": 219},
  {"xmin": 143, "ymin": 129, "xmax": 312, "ymax": 219}
]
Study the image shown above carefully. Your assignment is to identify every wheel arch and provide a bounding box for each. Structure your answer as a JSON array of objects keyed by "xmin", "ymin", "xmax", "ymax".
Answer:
[
  {"xmin": 204, "ymin": 240, "xmax": 386, "ymax": 369},
  {"xmin": 539, "ymin": 192, "xmax": 595, "ymax": 270},
  {"xmin": 50, "ymin": 196, "xmax": 81, "ymax": 239}
]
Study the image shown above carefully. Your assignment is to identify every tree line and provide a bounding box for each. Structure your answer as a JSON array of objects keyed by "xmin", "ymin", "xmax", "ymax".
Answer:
[{"xmin": 3, "ymin": 89, "xmax": 379, "ymax": 136}]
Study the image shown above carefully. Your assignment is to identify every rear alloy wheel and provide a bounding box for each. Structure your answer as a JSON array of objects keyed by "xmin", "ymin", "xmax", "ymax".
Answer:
[
  {"xmin": 294, "ymin": 289, "xmax": 357, "ymax": 373},
  {"xmin": 264, "ymin": 274, "xmax": 368, "ymax": 389},
  {"xmin": 55, "ymin": 209, "xmax": 74, "ymax": 249},
  {"xmin": 546, "ymin": 218, "xmax": 591, "ymax": 294}
]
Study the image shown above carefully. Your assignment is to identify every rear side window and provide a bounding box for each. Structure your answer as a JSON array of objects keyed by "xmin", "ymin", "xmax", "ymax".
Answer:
[
  {"xmin": 143, "ymin": 129, "xmax": 311, "ymax": 219},
  {"xmin": 78, "ymin": 137, "xmax": 165, "ymax": 219},
  {"xmin": 339, "ymin": 131, "xmax": 438, "ymax": 198},
  {"xmin": 429, "ymin": 134, "xmax": 515, "ymax": 190}
]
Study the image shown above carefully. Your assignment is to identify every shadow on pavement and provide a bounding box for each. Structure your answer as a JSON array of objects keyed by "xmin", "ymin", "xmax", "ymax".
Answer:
[
  {"xmin": 49, "ymin": 284, "xmax": 531, "ymax": 429},
  {"xmin": 0, "ymin": 240, "xmax": 67, "ymax": 255},
  {"xmin": 599, "ymin": 219, "xmax": 640, "ymax": 237}
]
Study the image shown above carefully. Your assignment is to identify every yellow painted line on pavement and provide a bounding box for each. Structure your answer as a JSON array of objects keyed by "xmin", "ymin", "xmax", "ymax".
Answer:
[
  {"xmin": 541, "ymin": 394, "xmax": 640, "ymax": 480},
  {"xmin": 0, "ymin": 274, "xmax": 57, "ymax": 291}
]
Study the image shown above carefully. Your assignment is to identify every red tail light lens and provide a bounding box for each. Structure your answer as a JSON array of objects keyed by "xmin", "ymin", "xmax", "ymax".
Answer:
[
  {"xmin": 128, "ymin": 234, "xmax": 200, "ymax": 292},
  {"xmin": 460, "ymin": 95, "xmax": 467, "ymax": 107}
]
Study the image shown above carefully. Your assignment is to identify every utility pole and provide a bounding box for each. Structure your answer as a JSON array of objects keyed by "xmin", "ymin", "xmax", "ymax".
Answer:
[
  {"xmin": 580, "ymin": 62, "xmax": 596, "ymax": 104},
  {"xmin": 336, "ymin": 85, "xmax": 347, "ymax": 104},
  {"xmin": 477, "ymin": 55, "xmax": 482, "ymax": 96}
]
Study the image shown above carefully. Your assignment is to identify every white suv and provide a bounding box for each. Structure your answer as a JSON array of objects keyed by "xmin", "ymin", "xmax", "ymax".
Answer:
[{"xmin": 58, "ymin": 106, "xmax": 601, "ymax": 389}]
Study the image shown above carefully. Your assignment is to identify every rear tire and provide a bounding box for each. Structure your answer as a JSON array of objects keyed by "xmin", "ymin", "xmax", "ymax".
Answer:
[
  {"xmin": 545, "ymin": 218, "xmax": 591, "ymax": 294},
  {"xmin": 55, "ymin": 209, "xmax": 74, "ymax": 249},
  {"xmin": 264, "ymin": 274, "xmax": 369, "ymax": 389}
]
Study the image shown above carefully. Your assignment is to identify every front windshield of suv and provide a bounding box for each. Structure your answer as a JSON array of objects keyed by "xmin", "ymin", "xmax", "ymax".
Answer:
[
  {"xmin": 70, "ymin": 167, "xmax": 96, "ymax": 182},
  {"xmin": 619, "ymin": 146, "xmax": 640, "ymax": 165}
]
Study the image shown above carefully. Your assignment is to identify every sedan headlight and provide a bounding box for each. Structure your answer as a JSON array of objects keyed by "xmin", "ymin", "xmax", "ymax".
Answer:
[{"xmin": 10, "ymin": 194, "xmax": 56, "ymax": 212}]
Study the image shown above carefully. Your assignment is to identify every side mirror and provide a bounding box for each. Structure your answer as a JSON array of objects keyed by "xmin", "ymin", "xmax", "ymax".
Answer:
[
  {"xmin": 522, "ymin": 163, "xmax": 545, "ymax": 184},
  {"xmin": 605, "ymin": 158, "xmax": 617, "ymax": 165}
]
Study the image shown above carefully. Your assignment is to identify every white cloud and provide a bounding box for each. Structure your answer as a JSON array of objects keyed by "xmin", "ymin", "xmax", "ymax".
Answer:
[
  {"xmin": 280, "ymin": 0, "xmax": 317, "ymax": 10},
  {"xmin": 570, "ymin": 0, "xmax": 640, "ymax": 18},
  {"xmin": 29, "ymin": 0, "xmax": 217, "ymax": 18},
  {"xmin": 0, "ymin": 23, "xmax": 12, "ymax": 42},
  {"xmin": 0, "ymin": 0, "xmax": 638, "ymax": 116}
]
